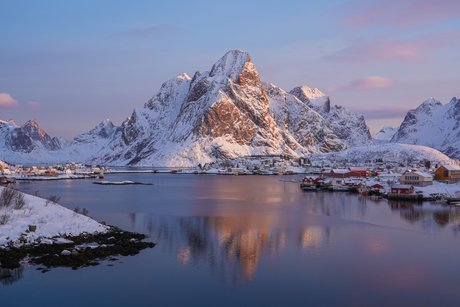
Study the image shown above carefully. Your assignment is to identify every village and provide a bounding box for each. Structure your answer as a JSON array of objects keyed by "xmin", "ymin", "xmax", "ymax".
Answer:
[{"xmin": 1, "ymin": 154, "xmax": 460, "ymax": 202}]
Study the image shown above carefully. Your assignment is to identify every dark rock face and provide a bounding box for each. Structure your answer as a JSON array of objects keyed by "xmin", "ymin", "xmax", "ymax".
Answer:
[
  {"xmin": 5, "ymin": 128, "xmax": 36, "ymax": 153},
  {"xmin": 20, "ymin": 120, "xmax": 62, "ymax": 151}
]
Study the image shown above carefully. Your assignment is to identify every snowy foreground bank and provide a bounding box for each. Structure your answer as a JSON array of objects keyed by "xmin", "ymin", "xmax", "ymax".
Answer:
[
  {"xmin": 0, "ymin": 186, "xmax": 107, "ymax": 248},
  {"xmin": 0, "ymin": 186, "xmax": 156, "ymax": 271}
]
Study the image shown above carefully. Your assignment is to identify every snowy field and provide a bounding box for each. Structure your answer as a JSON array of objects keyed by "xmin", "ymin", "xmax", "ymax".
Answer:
[{"xmin": 0, "ymin": 186, "xmax": 107, "ymax": 248}]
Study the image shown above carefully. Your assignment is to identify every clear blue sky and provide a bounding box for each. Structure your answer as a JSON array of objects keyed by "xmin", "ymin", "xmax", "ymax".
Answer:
[{"xmin": 1, "ymin": 0, "xmax": 459, "ymax": 139}]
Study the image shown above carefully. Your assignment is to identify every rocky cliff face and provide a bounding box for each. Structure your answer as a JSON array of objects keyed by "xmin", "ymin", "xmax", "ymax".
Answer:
[
  {"xmin": 390, "ymin": 97, "xmax": 460, "ymax": 159},
  {"xmin": 88, "ymin": 50, "xmax": 347, "ymax": 166},
  {"xmin": 262, "ymin": 82, "xmax": 346, "ymax": 154},
  {"xmin": 289, "ymin": 86, "xmax": 374, "ymax": 147}
]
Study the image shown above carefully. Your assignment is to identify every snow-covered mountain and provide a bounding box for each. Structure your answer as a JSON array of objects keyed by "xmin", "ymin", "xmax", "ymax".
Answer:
[
  {"xmin": 59, "ymin": 119, "xmax": 126, "ymax": 163},
  {"xmin": 0, "ymin": 117, "xmax": 125, "ymax": 165},
  {"xmin": 87, "ymin": 50, "xmax": 347, "ymax": 166},
  {"xmin": 5, "ymin": 51, "xmax": 454, "ymax": 167},
  {"xmin": 262, "ymin": 82, "xmax": 346, "ymax": 154},
  {"xmin": 289, "ymin": 86, "xmax": 374, "ymax": 147},
  {"xmin": 0, "ymin": 118, "xmax": 67, "ymax": 164},
  {"xmin": 308, "ymin": 143, "xmax": 456, "ymax": 166},
  {"xmin": 372, "ymin": 126, "xmax": 399, "ymax": 145},
  {"xmin": 390, "ymin": 97, "xmax": 460, "ymax": 159}
]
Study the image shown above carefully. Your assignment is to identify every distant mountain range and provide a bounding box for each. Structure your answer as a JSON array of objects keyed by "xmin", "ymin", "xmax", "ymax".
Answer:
[{"xmin": 0, "ymin": 50, "xmax": 457, "ymax": 166}]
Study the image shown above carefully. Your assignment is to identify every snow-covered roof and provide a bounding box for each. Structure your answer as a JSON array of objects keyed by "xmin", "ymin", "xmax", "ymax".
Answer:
[
  {"xmin": 413, "ymin": 171, "xmax": 433, "ymax": 178},
  {"xmin": 331, "ymin": 169, "xmax": 349, "ymax": 173},
  {"xmin": 442, "ymin": 165, "xmax": 460, "ymax": 171},
  {"xmin": 377, "ymin": 173, "xmax": 400, "ymax": 177},
  {"xmin": 391, "ymin": 184, "xmax": 413, "ymax": 189}
]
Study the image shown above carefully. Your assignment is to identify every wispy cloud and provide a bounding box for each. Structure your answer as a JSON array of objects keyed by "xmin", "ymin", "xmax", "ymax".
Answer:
[
  {"xmin": 344, "ymin": 76, "xmax": 396, "ymax": 91},
  {"xmin": 328, "ymin": 76, "xmax": 396, "ymax": 92},
  {"xmin": 340, "ymin": 0, "xmax": 460, "ymax": 29},
  {"xmin": 324, "ymin": 31, "xmax": 460, "ymax": 64},
  {"xmin": 0, "ymin": 93, "xmax": 20, "ymax": 110},
  {"xmin": 27, "ymin": 101, "xmax": 41, "ymax": 108},
  {"xmin": 110, "ymin": 24, "xmax": 182, "ymax": 39},
  {"xmin": 348, "ymin": 106, "xmax": 411, "ymax": 120}
]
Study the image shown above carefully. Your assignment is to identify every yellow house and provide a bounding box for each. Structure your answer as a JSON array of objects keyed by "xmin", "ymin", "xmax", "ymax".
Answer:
[{"xmin": 434, "ymin": 165, "xmax": 460, "ymax": 181}]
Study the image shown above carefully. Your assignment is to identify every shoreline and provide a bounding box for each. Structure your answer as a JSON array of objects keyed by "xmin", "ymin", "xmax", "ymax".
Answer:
[{"xmin": 0, "ymin": 226, "xmax": 156, "ymax": 271}]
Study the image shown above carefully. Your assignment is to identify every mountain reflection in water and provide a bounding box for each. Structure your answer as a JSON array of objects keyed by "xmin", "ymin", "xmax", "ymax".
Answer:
[{"xmin": 128, "ymin": 213, "xmax": 330, "ymax": 284}]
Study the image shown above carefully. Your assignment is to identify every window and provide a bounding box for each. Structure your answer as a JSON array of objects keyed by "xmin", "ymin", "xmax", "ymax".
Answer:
[{"xmin": 444, "ymin": 171, "xmax": 449, "ymax": 177}]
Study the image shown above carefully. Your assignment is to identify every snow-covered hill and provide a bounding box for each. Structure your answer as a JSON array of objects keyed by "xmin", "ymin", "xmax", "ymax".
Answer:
[
  {"xmin": 390, "ymin": 97, "xmax": 460, "ymax": 159},
  {"xmin": 307, "ymin": 143, "xmax": 456, "ymax": 165}
]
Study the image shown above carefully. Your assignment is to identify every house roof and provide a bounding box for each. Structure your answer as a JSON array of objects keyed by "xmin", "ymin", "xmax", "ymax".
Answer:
[
  {"xmin": 413, "ymin": 171, "xmax": 433, "ymax": 178},
  {"xmin": 331, "ymin": 169, "xmax": 349, "ymax": 174},
  {"xmin": 349, "ymin": 167, "xmax": 366, "ymax": 171},
  {"xmin": 391, "ymin": 184, "xmax": 413, "ymax": 189},
  {"xmin": 442, "ymin": 165, "xmax": 460, "ymax": 171}
]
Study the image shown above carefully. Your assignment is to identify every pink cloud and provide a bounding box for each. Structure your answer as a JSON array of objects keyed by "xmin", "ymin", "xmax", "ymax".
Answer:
[
  {"xmin": 324, "ymin": 31, "xmax": 460, "ymax": 64},
  {"xmin": 110, "ymin": 24, "xmax": 182, "ymax": 39},
  {"xmin": 0, "ymin": 93, "xmax": 20, "ymax": 110},
  {"xmin": 341, "ymin": 0, "xmax": 460, "ymax": 29},
  {"xmin": 326, "ymin": 85, "xmax": 338, "ymax": 92},
  {"xmin": 27, "ymin": 101, "xmax": 42, "ymax": 108},
  {"xmin": 344, "ymin": 76, "xmax": 396, "ymax": 91}
]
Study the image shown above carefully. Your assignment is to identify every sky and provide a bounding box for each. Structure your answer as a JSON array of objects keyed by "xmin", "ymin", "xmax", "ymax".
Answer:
[{"xmin": 1, "ymin": 0, "xmax": 459, "ymax": 139}]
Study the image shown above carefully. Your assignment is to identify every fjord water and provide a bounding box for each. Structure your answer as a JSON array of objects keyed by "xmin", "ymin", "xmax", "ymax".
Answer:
[{"xmin": 3, "ymin": 173, "xmax": 460, "ymax": 306}]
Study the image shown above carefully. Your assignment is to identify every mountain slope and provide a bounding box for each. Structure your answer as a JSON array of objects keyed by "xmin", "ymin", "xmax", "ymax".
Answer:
[
  {"xmin": 390, "ymin": 97, "xmax": 460, "ymax": 159},
  {"xmin": 289, "ymin": 86, "xmax": 374, "ymax": 147},
  {"xmin": 262, "ymin": 82, "xmax": 346, "ymax": 154}
]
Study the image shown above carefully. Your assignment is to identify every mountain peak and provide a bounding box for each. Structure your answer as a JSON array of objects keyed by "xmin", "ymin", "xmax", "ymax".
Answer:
[
  {"xmin": 209, "ymin": 49, "xmax": 251, "ymax": 80},
  {"xmin": 420, "ymin": 97, "xmax": 441, "ymax": 107},
  {"xmin": 22, "ymin": 119, "xmax": 46, "ymax": 138}
]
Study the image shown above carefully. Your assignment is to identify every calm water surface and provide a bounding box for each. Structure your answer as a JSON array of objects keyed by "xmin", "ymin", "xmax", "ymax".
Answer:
[{"xmin": 2, "ymin": 173, "xmax": 460, "ymax": 306}]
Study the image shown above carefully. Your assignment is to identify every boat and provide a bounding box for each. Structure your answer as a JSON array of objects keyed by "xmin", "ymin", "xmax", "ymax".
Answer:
[
  {"xmin": 332, "ymin": 185, "xmax": 349, "ymax": 192},
  {"xmin": 99, "ymin": 172, "xmax": 104, "ymax": 179},
  {"xmin": 446, "ymin": 191, "xmax": 460, "ymax": 203},
  {"xmin": 301, "ymin": 185, "xmax": 319, "ymax": 192}
]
